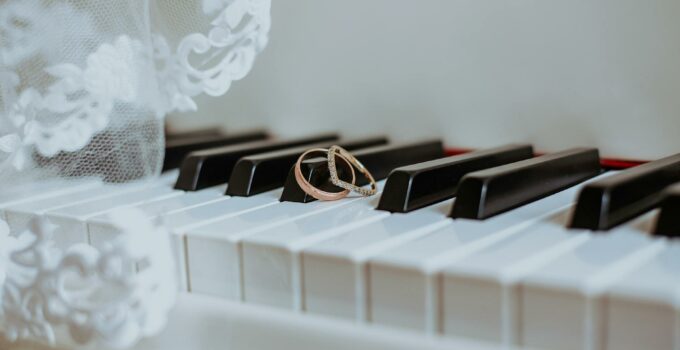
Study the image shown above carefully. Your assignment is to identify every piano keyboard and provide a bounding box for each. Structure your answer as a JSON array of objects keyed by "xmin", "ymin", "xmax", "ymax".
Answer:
[{"xmin": 3, "ymin": 130, "xmax": 680, "ymax": 350}]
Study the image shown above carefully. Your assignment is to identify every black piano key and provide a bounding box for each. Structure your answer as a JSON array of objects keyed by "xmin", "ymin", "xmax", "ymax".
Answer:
[
  {"xmin": 280, "ymin": 140, "xmax": 445, "ymax": 203},
  {"xmin": 163, "ymin": 129, "xmax": 269, "ymax": 171},
  {"xmin": 226, "ymin": 136, "xmax": 389, "ymax": 197},
  {"xmin": 174, "ymin": 133, "xmax": 339, "ymax": 191},
  {"xmin": 450, "ymin": 148, "xmax": 601, "ymax": 220},
  {"xmin": 570, "ymin": 153, "xmax": 680, "ymax": 231},
  {"xmin": 377, "ymin": 144, "xmax": 534, "ymax": 213},
  {"xmin": 653, "ymin": 183, "xmax": 680, "ymax": 237}
]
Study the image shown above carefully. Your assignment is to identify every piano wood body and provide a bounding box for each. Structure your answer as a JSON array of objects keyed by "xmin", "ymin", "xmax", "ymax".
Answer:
[{"xmin": 0, "ymin": 294, "xmax": 495, "ymax": 350}]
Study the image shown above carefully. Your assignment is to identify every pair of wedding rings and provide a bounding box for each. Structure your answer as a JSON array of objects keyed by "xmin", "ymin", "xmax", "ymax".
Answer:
[{"xmin": 295, "ymin": 145, "xmax": 378, "ymax": 201}]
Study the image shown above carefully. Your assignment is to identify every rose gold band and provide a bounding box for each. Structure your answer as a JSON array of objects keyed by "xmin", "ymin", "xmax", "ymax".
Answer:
[{"xmin": 294, "ymin": 148, "xmax": 356, "ymax": 201}]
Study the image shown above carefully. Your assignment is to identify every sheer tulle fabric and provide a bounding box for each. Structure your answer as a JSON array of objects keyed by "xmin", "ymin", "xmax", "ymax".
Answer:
[{"xmin": 0, "ymin": 0, "xmax": 270, "ymax": 184}]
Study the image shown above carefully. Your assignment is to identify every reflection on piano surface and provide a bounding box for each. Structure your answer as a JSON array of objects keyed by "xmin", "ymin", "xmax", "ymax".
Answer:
[{"xmin": 3, "ymin": 128, "xmax": 680, "ymax": 350}]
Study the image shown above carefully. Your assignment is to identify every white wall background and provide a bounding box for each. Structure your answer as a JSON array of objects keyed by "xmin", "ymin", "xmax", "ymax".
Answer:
[{"xmin": 170, "ymin": 0, "xmax": 680, "ymax": 160}]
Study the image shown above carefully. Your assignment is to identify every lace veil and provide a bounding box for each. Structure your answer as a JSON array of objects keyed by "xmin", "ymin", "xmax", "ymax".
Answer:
[
  {"xmin": 0, "ymin": 0, "xmax": 271, "ymax": 348},
  {"xmin": 0, "ymin": 0, "xmax": 270, "ymax": 184}
]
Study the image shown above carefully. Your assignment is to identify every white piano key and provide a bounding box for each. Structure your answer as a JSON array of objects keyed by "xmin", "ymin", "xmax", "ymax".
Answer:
[
  {"xmin": 185, "ymin": 189, "xmax": 379, "ymax": 300},
  {"xmin": 0, "ymin": 179, "xmax": 102, "ymax": 222},
  {"xmin": 241, "ymin": 195, "xmax": 389, "ymax": 309},
  {"xmin": 159, "ymin": 189, "xmax": 282, "ymax": 292},
  {"xmin": 5, "ymin": 182, "xmax": 154, "ymax": 234},
  {"xmin": 446, "ymin": 208, "xmax": 661, "ymax": 348},
  {"xmin": 44, "ymin": 184, "xmax": 181, "ymax": 247},
  {"xmin": 87, "ymin": 188, "xmax": 276, "ymax": 292},
  {"xmin": 159, "ymin": 169, "xmax": 180, "ymax": 184},
  {"xmin": 519, "ymin": 214, "xmax": 664, "ymax": 350},
  {"xmin": 1, "ymin": 172, "xmax": 177, "ymax": 222},
  {"xmin": 87, "ymin": 185, "xmax": 227, "ymax": 249},
  {"xmin": 367, "ymin": 178, "xmax": 585, "ymax": 334},
  {"xmin": 0, "ymin": 178, "xmax": 92, "ymax": 203},
  {"xmin": 365, "ymin": 171, "xmax": 615, "ymax": 335},
  {"xmin": 301, "ymin": 200, "xmax": 452, "ymax": 321},
  {"xmin": 136, "ymin": 185, "xmax": 227, "ymax": 216},
  {"xmin": 603, "ymin": 239, "xmax": 680, "ymax": 350},
  {"xmin": 438, "ymin": 210, "xmax": 587, "ymax": 344}
]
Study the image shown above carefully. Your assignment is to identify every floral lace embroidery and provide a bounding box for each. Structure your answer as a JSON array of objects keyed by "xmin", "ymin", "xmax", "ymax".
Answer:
[
  {"xmin": 0, "ymin": 71, "xmax": 26, "ymax": 171},
  {"xmin": 0, "ymin": 209, "xmax": 177, "ymax": 348},
  {"xmin": 0, "ymin": 0, "xmax": 271, "ymax": 167},
  {"xmin": 0, "ymin": 35, "xmax": 146, "ymax": 165},
  {"xmin": 154, "ymin": 0, "xmax": 271, "ymax": 112},
  {"xmin": 0, "ymin": 220, "xmax": 15, "ymax": 294},
  {"xmin": 0, "ymin": 0, "xmax": 272, "ymax": 346},
  {"xmin": 21, "ymin": 36, "xmax": 146, "ymax": 158}
]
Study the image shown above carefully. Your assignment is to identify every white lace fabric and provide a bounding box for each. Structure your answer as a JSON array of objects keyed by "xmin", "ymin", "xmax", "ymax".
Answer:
[
  {"xmin": 0, "ymin": 0, "xmax": 271, "ymax": 348},
  {"xmin": 0, "ymin": 0, "xmax": 270, "ymax": 184},
  {"xmin": 1, "ymin": 210, "xmax": 177, "ymax": 349}
]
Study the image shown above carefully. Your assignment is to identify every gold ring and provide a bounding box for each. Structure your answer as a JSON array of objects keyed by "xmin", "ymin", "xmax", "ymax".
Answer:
[
  {"xmin": 327, "ymin": 145, "xmax": 378, "ymax": 196},
  {"xmin": 294, "ymin": 148, "xmax": 357, "ymax": 201}
]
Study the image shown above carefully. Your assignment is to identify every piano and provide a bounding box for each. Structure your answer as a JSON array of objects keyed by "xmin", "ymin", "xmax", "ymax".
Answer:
[
  {"xmin": 3, "ymin": 1, "xmax": 680, "ymax": 350},
  {"xmin": 3, "ymin": 129, "xmax": 680, "ymax": 350}
]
